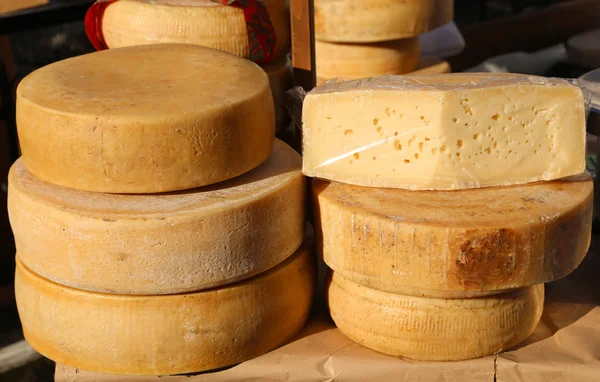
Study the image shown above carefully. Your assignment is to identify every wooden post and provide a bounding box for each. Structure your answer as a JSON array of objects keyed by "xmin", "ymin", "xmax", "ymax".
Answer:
[{"xmin": 290, "ymin": 0, "xmax": 315, "ymax": 91}]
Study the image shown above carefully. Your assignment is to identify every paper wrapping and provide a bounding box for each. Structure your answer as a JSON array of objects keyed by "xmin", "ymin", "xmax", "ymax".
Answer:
[{"xmin": 55, "ymin": 235, "xmax": 600, "ymax": 382}]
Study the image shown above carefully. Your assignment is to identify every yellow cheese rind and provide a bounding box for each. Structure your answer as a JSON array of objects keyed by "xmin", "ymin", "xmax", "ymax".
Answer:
[
  {"xmin": 315, "ymin": 0, "xmax": 454, "ymax": 42},
  {"xmin": 328, "ymin": 273, "xmax": 544, "ymax": 361},
  {"xmin": 15, "ymin": 241, "xmax": 315, "ymax": 375},
  {"xmin": 9, "ymin": 140, "xmax": 305, "ymax": 295},
  {"xmin": 303, "ymin": 73, "xmax": 586, "ymax": 190},
  {"xmin": 102, "ymin": 0, "xmax": 291, "ymax": 61},
  {"xmin": 263, "ymin": 58, "xmax": 293, "ymax": 132},
  {"xmin": 16, "ymin": 44, "xmax": 274, "ymax": 193},
  {"xmin": 411, "ymin": 56, "xmax": 451, "ymax": 75},
  {"xmin": 316, "ymin": 38, "xmax": 420, "ymax": 85},
  {"xmin": 313, "ymin": 176, "xmax": 592, "ymax": 298}
]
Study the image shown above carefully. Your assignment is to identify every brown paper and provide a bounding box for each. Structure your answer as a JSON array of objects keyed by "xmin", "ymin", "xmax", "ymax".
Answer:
[{"xmin": 55, "ymin": 238, "xmax": 600, "ymax": 382}]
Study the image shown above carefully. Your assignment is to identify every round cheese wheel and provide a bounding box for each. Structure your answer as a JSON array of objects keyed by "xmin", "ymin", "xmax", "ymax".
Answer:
[
  {"xmin": 262, "ymin": 57, "xmax": 292, "ymax": 133},
  {"xmin": 101, "ymin": 0, "xmax": 291, "ymax": 61},
  {"xmin": 316, "ymin": 38, "xmax": 420, "ymax": 85},
  {"xmin": 315, "ymin": 0, "xmax": 454, "ymax": 43},
  {"xmin": 16, "ymin": 44, "xmax": 274, "ymax": 193},
  {"xmin": 15, "ymin": 240, "xmax": 315, "ymax": 375},
  {"xmin": 411, "ymin": 55, "xmax": 451, "ymax": 75},
  {"xmin": 328, "ymin": 272, "xmax": 544, "ymax": 361},
  {"xmin": 313, "ymin": 176, "xmax": 592, "ymax": 298},
  {"xmin": 9, "ymin": 140, "xmax": 305, "ymax": 295}
]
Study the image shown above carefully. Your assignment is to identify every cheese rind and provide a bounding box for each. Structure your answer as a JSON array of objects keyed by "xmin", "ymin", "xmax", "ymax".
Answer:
[
  {"xmin": 411, "ymin": 56, "xmax": 451, "ymax": 75},
  {"xmin": 315, "ymin": 0, "xmax": 454, "ymax": 42},
  {"xmin": 313, "ymin": 176, "xmax": 592, "ymax": 298},
  {"xmin": 316, "ymin": 38, "xmax": 420, "ymax": 85},
  {"xmin": 16, "ymin": 44, "xmax": 274, "ymax": 193},
  {"xmin": 263, "ymin": 57, "xmax": 293, "ymax": 132},
  {"xmin": 328, "ymin": 272, "xmax": 544, "ymax": 361},
  {"xmin": 101, "ymin": 0, "xmax": 291, "ymax": 61},
  {"xmin": 9, "ymin": 140, "xmax": 305, "ymax": 295},
  {"xmin": 303, "ymin": 74, "xmax": 586, "ymax": 190},
  {"xmin": 15, "ymin": 241, "xmax": 315, "ymax": 375}
]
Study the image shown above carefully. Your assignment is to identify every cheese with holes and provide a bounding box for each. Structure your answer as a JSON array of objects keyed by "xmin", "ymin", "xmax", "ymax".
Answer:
[
  {"xmin": 316, "ymin": 38, "xmax": 420, "ymax": 85},
  {"xmin": 315, "ymin": 0, "xmax": 454, "ymax": 42},
  {"xmin": 16, "ymin": 44, "xmax": 274, "ymax": 193},
  {"xmin": 101, "ymin": 0, "xmax": 290, "ymax": 61},
  {"xmin": 328, "ymin": 272, "xmax": 543, "ymax": 361},
  {"xmin": 263, "ymin": 58, "xmax": 292, "ymax": 132},
  {"xmin": 411, "ymin": 56, "xmax": 451, "ymax": 75},
  {"xmin": 302, "ymin": 74, "xmax": 586, "ymax": 190},
  {"xmin": 9, "ymin": 140, "xmax": 304, "ymax": 295},
  {"xmin": 313, "ymin": 176, "xmax": 592, "ymax": 298},
  {"xmin": 15, "ymin": 240, "xmax": 314, "ymax": 376}
]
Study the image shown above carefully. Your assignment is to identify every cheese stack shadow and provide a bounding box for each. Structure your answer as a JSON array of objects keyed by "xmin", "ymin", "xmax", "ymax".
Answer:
[
  {"xmin": 314, "ymin": 0, "xmax": 454, "ymax": 85},
  {"xmin": 93, "ymin": 0, "xmax": 293, "ymax": 133},
  {"xmin": 8, "ymin": 44, "xmax": 314, "ymax": 376},
  {"xmin": 304, "ymin": 73, "xmax": 593, "ymax": 361}
]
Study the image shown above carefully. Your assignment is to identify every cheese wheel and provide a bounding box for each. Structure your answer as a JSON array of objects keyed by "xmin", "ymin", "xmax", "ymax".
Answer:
[
  {"xmin": 313, "ymin": 176, "xmax": 592, "ymax": 298},
  {"xmin": 315, "ymin": 0, "xmax": 454, "ymax": 43},
  {"xmin": 411, "ymin": 56, "xmax": 451, "ymax": 75},
  {"xmin": 9, "ymin": 140, "xmax": 304, "ymax": 295},
  {"xmin": 316, "ymin": 38, "xmax": 420, "ymax": 85},
  {"xmin": 15, "ymin": 240, "xmax": 315, "ymax": 376},
  {"xmin": 16, "ymin": 44, "xmax": 274, "ymax": 193},
  {"xmin": 328, "ymin": 272, "xmax": 544, "ymax": 361},
  {"xmin": 101, "ymin": 0, "xmax": 291, "ymax": 61},
  {"xmin": 263, "ymin": 57, "xmax": 292, "ymax": 132}
]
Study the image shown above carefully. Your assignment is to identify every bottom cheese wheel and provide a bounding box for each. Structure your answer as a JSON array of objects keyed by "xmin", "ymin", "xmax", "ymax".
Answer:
[
  {"xmin": 262, "ymin": 58, "xmax": 293, "ymax": 133},
  {"xmin": 15, "ymin": 241, "xmax": 315, "ymax": 376},
  {"xmin": 328, "ymin": 273, "xmax": 544, "ymax": 361},
  {"xmin": 411, "ymin": 56, "xmax": 451, "ymax": 75}
]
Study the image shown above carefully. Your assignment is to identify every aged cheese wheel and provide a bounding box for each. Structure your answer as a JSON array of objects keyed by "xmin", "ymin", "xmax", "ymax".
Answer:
[
  {"xmin": 15, "ymin": 239, "xmax": 315, "ymax": 375},
  {"xmin": 263, "ymin": 57, "xmax": 292, "ymax": 132},
  {"xmin": 315, "ymin": 0, "xmax": 454, "ymax": 43},
  {"xmin": 328, "ymin": 272, "xmax": 544, "ymax": 361},
  {"xmin": 313, "ymin": 176, "xmax": 592, "ymax": 298},
  {"xmin": 316, "ymin": 38, "xmax": 420, "ymax": 85},
  {"xmin": 411, "ymin": 56, "xmax": 451, "ymax": 75},
  {"xmin": 101, "ymin": 0, "xmax": 291, "ymax": 61},
  {"xmin": 16, "ymin": 44, "xmax": 274, "ymax": 193},
  {"xmin": 9, "ymin": 140, "xmax": 304, "ymax": 295}
]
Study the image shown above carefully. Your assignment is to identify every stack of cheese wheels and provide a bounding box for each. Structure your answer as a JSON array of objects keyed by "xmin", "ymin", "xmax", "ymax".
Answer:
[
  {"xmin": 95, "ymin": 0, "xmax": 293, "ymax": 132},
  {"xmin": 9, "ymin": 44, "xmax": 313, "ymax": 376},
  {"xmin": 314, "ymin": 0, "xmax": 454, "ymax": 85},
  {"xmin": 303, "ymin": 73, "xmax": 592, "ymax": 361}
]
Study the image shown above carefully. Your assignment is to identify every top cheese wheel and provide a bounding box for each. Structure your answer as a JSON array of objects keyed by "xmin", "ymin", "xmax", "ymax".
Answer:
[
  {"xmin": 16, "ymin": 44, "xmax": 274, "ymax": 193},
  {"xmin": 101, "ymin": 0, "xmax": 291, "ymax": 61},
  {"xmin": 302, "ymin": 73, "xmax": 586, "ymax": 190},
  {"xmin": 314, "ymin": 0, "xmax": 454, "ymax": 42}
]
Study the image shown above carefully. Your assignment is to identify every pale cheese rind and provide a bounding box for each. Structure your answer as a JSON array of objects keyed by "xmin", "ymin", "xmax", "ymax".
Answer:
[
  {"xmin": 101, "ymin": 0, "xmax": 291, "ymax": 61},
  {"xmin": 15, "ymin": 240, "xmax": 315, "ymax": 375},
  {"xmin": 328, "ymin": 272, "xmax": 544, "ymax": 361},
  {"xmin": 313, "ymin": 176, "xmax": 592, "ymax": 298},
  {"xmin": 303, "ymin": 73, "xmax": 587, "ymax": 190},
  {"xmin": 316, "ymin": 38, "xmax": 420, "ymax": 85},
  {"xmin": 315, "ymin": 0, "xmax": 454, "ymax": 42},
  {"xmin": 16, "ymin": 44, "xmax": 274, "ymax": 193},
  {"xmin": 411, "ymin": 56, "xmax": 451, "ymax": 75},
  {"xmin": 9, "ymin": 140, "xmax": 305, "ymax": 295}
]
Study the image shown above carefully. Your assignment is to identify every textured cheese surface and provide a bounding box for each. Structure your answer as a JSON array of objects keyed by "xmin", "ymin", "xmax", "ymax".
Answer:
[
  {"xmin": 263, "ymin": 58, "xmax": 292, "ymax": 132},
  {"xmin": 314, "ymin": 177, "xmax": 592, "ymax": 298},
  {"xmin": 303, "ymin": 73, "xmax": 586, "ymax": 190},
  {"xmin": 328, "ymin": 273, "xmax": 544, "ymax": 361},
  {"xmin": 315, "ymin": 0, "xmax": 454, "ymax": 42},
  {"xmin": 15, "ymin": 241, "xmax": 315, "ymax": 376},
  {"xmin": 9, "ymin": 140, "xmax": 305, "ymax": 295},
  {"xmin": 16, "ymin": 44, "xmax": 274, "ymax": 193},
  {"xmin": 102, "ymin": 0, "xmax": 291, "ymax": 60},
  {"xmin": 411, "ymin": 56, "xmax": 451, "ymax": 75},
  {"xmin": 316, "ymin": 38, "xmax": 420, "ymax": 85}
]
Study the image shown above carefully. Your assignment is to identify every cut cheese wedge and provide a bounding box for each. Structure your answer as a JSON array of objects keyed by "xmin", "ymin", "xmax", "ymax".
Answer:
[
  {"xmin": 302, "ymin": 73, "xmax": 586, "ymax": 190},
  {"xmin": 101, "ymin": 0, "xmax": 291, "ymax": 61},
  {"xmin": 313, "ymin": 176, "xmax": 592, "ymax": 298},
  {"xmin": 328, "ymin": 272, "xmax": 544, "ymax": 361},
  {"xmin": 316, "ymin": 38, "xmax": 420, "ymax": 85},
  {"xmin": 15, "ymin": 240, "xmax": 315, "ymax": 376},
  {"xmin": 411, "ymin": 56, "xmax": 451, "ymax": 75},
  {"xmin": 9, "ymin": 140, "xmax": 305, "ymax": 295},
  {"xmin": 16, "ymin": 44, "xmax": 274, "ymax": 193},
  {"xmin": 315, "ymin": 0, "xmax": 454, "ymax": 43},
  {"xmin": 263, "ymin": 57, "xmax": 292, "ymax": 132}
]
